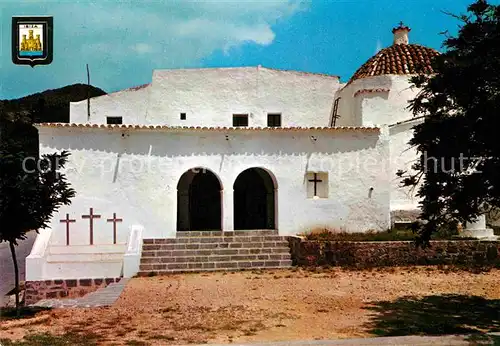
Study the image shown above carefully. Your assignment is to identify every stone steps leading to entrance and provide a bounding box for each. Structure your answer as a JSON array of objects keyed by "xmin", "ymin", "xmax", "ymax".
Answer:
[
  {"xmin": 143, "ymin": 241, "xmax": 289, "ymax": 251},
  {"xmin": 141, "ymin": 246, "xmax": 290, "ymax": 258},
  {"xmin": 143, "ymin": 235, "xmax": 286, "ymax": 245},
  {"xmin": 137, "ymin": 230, "xmax": 292, "ymax": 275},
  {"xmin": 138, "ymin": 260, "xmax": 293, "ymax": 273},
  {"xmin": 174, "ymin": 230, "xmax": 279, "ymax": 237},
  {"xmin": 140, "ymin": 253, "xmax": 291, "ymax": 266}
]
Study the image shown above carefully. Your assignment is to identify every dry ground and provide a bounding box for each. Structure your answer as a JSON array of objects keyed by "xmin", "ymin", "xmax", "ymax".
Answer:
[{"xmin": 2, "ymin": 266, "xmax": 500, "ymax": 345}]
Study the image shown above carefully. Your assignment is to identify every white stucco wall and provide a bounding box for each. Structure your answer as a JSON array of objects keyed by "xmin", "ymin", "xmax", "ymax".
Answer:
[
  {"xmin": 70, "ymin": 67, "xmax": 340, "ymax": 127},
  {"xmin": 389, "ymin": 118, "xmax": 424, "ymax": 210},
  {"xmin": 336, "ymin": 75, "xmax": 419, "ymax": 127},
  {"xmin": 70, "ymin": 84, "xmax": 150, "ymax": 124},
  {"xmin": 147, "ymin": 67, "xmax": 340, "ymax": 127},
  {"xmin": 37, "ymin": 125, "xmax": 391, "ymax": 241}
]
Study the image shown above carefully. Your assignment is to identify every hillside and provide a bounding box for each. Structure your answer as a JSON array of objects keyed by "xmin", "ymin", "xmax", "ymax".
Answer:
[{"xmin": 0, "ymin": 84, "xmax": 106, "ymax": 123}]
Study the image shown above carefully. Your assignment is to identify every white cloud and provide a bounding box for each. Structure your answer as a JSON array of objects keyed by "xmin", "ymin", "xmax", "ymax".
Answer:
[
  {"xmin": 1, "ymin": 0, "xmax": 308, "ymax": 98},
  {"xmin": 56, "ymin": 1, "xmax": 306, "ymax": 63},
  {"xmin": 130, "ymin": 43, "xmax": 154, "ymax": 54}
]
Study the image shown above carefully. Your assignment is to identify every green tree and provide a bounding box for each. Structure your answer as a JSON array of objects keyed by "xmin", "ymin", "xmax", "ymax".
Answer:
[
  {"xmin": 402, "ymin": 0, "xmax": 500, "ymax": 245},
  {"xmin": 0, "ymin": 110, "xmax": 75, "ymax": 316}
]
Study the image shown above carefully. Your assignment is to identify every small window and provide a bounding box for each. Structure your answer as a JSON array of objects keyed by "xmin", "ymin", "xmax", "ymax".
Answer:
[
  {"xmin": 233, "ymin": 114, "xmax": 248, "ymax": 127},
  {"xmin": 180, "ymin": 113, "xmax": 186, "ymax": 120},
  {"xmin": 107, "ymin": 116, "xmax": 122, "ymax": 125},
  {"xmin": 267, "ymin": 113, "xmax": 281, "ymax": 127},
  {"xmin": 306, "ymin": 172, "xmax": 329, "ymax": 199}
]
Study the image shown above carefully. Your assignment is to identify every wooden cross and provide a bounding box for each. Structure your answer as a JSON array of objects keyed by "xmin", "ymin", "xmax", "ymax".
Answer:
[
  {"xmin": 82, "ymin": 208, "xmax": 101, "ymax": 245},
  {"xmin": 308, "ymin": 173, "xmax": 322, "ymax": 197},
  {"xmin": 107, "ymin": 213, "xmax": 123, "ymax": 244},
  {"xmin": 60, "ymin": 213, "xmax": 76, "ymax": 246}
]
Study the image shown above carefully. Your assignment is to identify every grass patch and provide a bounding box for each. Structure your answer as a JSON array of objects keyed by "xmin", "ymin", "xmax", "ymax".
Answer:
[
  {"xmin": 0, "ymin": 332, "xmax": 100, "ymax": 345},
  {"xmin": 300, "ymin": 227, "xmax": 467, "ymax": 242}
]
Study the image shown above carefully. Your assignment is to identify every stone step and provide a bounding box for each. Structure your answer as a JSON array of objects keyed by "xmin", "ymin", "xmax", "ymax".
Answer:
[
  {"xmin": 174, "ymin": 230, "xmax": 279, "ymax": 237},
  {"xmin": 143, "ymin": 241, "xmax": 289, "ymax": 252},
  {"xmin": 141, "ymin": 247, "xmax": 290, "ymax": 258},
  {"xmin": 138, "ymin": 259, "xmax": 293, "ymax": 273},
  {"xmin": 140, "ymin": 253, "xmax": 291, "ymax": 266},
  {"xmin": 142, "ymin": 241, "xmax": 290, "ymax": 251},
  {"xmin": 143, "ymin": 235, "xmax": 286, "ymax": 245}
]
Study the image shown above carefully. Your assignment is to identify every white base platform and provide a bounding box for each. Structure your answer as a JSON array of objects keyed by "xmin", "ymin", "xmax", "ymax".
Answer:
[{"xmin": 458, "ymin": 228, "xmax": 498, "ymax": 240}]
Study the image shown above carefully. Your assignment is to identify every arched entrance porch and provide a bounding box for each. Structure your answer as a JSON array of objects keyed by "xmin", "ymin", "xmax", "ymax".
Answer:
[{"xmin": 177, "ymin": 168, "xmax": 222, "ymax": 231}]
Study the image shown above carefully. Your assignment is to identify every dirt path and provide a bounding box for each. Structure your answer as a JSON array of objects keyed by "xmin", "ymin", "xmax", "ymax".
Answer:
[{"xmin": 2, "ymin": 266, "xmax": 500, "ymax": 345}]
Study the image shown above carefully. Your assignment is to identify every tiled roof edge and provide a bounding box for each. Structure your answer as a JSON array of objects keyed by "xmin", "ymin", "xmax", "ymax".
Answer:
[
  {"xmin": 35, "ymin": 123, "xmax": 380, "ymax": 132},
  {"xmin": 354, "ymin": 88, "xmax": 390, "ymax": 97}
]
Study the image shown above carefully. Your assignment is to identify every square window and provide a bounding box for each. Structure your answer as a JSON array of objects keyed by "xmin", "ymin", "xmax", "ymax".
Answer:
[
  {"xmin": 306, "ymin": 172, "xmax": 328, "ymax": 199},
  {"xmin": 106, "ymin": 116, "xmax": 122, "ymax": 125},
  {"xmin": 233, "ymin": 114, "xmax": 248, "ymax": 127},
  {"xmin": 267, "ymin": 113, "xmax": 281, "ymax": 127},
  {"xmin": 180, "ymin": 112, "xmax": 186, "ymax": 120}
]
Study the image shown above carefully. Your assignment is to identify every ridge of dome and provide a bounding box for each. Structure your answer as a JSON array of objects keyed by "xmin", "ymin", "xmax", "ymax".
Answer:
[
  {"xmin": 347, "ymin": 23, "xmax": 440, "ymax": 84},
  {"xmin": 348, "ymin": 43, "xmax": 440, "ymax": 84}
]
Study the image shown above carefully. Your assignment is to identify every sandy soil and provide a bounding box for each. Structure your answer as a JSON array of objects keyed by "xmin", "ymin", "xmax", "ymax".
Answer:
[{"xmin": 2, "ymin": 266, "xmax": 500, "ymax": 345}]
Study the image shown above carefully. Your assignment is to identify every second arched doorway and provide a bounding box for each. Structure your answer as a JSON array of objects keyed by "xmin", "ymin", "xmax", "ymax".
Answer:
[{"xmin": 233, "ymin": 168, "xmax": 276, "ymax": 230}]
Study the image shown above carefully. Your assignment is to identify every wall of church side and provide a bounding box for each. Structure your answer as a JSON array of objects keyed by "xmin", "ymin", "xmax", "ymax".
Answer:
[
  {"xmin": 337, "ymin": 76, "xmax": 420, "ymax": 128},
  {"xmin": 37, "ymin": 127, "xmax": 391, "ymax": 245},
  {"xmin": 334, "ymin": 84, "xmax": 359, "ymax": 127},
  {"xmin": 360, "ymin": 76, "xmax": 419, "ymax": 126},
  {"xmin": 146, "ymin": 67, "xmax": 340, "ymax": 127},
  {"xmin": 389, "ymin": 118, "xmax": 424, "ymax": 211},
  {"xmin": 69, "ymin": 84, "xmax": 150, "ymax": 124}
]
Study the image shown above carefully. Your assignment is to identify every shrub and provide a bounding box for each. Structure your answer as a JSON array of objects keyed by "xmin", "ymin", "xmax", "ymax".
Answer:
[
  {"xmin": 299, "ymin": 228, "xmax": 417, "ymax": 242},
  {"xmin": 300, "ymin": 224, "xmax": 464, "ymax": 242}
]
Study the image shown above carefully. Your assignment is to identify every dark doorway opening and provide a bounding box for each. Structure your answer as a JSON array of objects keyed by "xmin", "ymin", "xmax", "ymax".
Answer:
[
  {"xmin": 234, "ymin": 168, "xmax": 276, "ymax": 230},
  {"xmin": 177, "ymin": 169, "xmax": 222, "ymax": 231}
]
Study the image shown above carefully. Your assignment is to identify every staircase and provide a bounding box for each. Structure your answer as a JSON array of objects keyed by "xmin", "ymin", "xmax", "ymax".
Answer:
[{"xmin": 138, "ymin": 230, "xmax": 292, "ymax": 275}]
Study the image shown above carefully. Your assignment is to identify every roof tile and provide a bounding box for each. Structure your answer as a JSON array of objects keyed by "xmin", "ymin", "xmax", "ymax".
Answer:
[
  {"xmin": 35, "ymin": 123, "xmax": 380, "ymax": 133},
  {"xmin": 349, "ymin": 44, "xmax": 440, "ymax": 84}
]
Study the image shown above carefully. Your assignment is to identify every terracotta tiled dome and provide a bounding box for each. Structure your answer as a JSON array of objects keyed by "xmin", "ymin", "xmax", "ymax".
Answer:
[{"xmin": 348, "ymin": 23, "xmax": 440, "ymax": 84}]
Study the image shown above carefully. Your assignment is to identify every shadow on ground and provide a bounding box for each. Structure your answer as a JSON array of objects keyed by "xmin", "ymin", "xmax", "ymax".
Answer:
[
  {"xmin": 364, "ymin": 294, "xmax": 500, "ymax": 337},
  {"xmin": 0, "ymin": 306, "xmax": 51, "ymax": 321}
]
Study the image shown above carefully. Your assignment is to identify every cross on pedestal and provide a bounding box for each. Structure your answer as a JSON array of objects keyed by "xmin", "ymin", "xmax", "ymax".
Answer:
[
  {"xmin": 308, "ymin": 173, "xmax": 322, "ymax": 197},
  {"xmin": 107, "ymin": 213, "xmax": 123, "ymax": 244},
  {"xmin": 82, "ymin": 208, "xmax": 101, "ymax": 245},
  {"xmin": 60, "ymin": 213, "xmax": 76, "ymax": 246}
]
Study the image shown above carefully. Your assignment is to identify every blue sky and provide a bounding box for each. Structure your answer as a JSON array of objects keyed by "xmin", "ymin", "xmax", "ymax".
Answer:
[{"xmin": 0, "ymin": 0, "xmax": 493, "ymax": 100}]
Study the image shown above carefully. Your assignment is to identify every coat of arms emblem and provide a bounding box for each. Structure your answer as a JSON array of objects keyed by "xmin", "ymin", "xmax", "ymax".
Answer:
[{"xmin": 12, "ymin": 16, "xmax": 53, "ymax": 66}]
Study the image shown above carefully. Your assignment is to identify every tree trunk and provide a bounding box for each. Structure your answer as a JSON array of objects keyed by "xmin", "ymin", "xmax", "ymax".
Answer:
[{"xmin": 9, "ymin": 241, "xmax": 20, "ymax": 317}]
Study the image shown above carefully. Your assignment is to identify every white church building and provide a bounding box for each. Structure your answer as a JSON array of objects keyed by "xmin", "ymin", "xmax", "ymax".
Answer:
[{"xmin": 25, "ymin": 24, "xmax": 441, "ymax": 292}]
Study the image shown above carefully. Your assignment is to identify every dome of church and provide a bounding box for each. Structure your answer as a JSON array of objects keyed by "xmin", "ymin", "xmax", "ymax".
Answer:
[{"xmin": 348, "ymin": 23, "xmax": 440, "ymax": 84}]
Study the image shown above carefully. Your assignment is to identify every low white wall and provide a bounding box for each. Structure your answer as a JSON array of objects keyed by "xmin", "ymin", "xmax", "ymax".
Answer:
[
  {"xmin": 123, "ymin": 225, "xmax": 144, "ymax": 278},
  {"xmin": 26, "ymin": 224, "xmax": 143, "ymax": 281},
  {"xmin": 37, "ymin": 125, "xmax": 391, "ymax": 239},
  {"xmin": 25, "ymin": 228, "xmax": 52, "ymax": 281}
]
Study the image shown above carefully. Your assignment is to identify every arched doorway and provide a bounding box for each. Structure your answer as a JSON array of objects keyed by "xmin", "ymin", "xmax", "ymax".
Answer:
[
  {"xmin": 233, "ymin": 168, "xmax": 277, "ymax": 230},
  {"xmin": 177, "ymin": 168, "xmax": 222, "ymax": 231}
]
